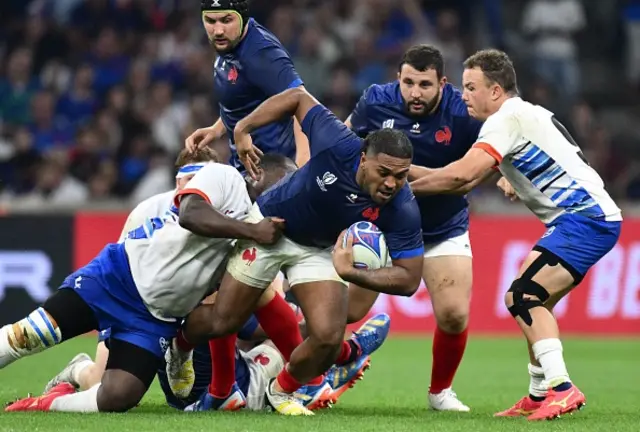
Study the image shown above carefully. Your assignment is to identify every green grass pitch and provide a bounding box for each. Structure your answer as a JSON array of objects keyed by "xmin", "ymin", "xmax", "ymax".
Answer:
[{"xmin": 0, "ymin": 336, "xmax": 638, "ymax": 431}]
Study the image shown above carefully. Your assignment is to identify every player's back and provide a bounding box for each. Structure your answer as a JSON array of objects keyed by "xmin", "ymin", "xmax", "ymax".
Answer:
[
  {"xmin": 124, "ymin": 163, "xmax": 253, "ymax": 321},
  {"xmin": 349, "ymin": 82, "xmax": 482, "ymax": 241},
  {"xmin": 486, "ymin": 97, "xmax": 621, "ymax": 223},
  {"xmin": 118, "ymin": 190, "xmax": 175, "ymax": 242},
  {"xmin": 214, "ymin": 18, "xmax": 301, "ymax": 168}
]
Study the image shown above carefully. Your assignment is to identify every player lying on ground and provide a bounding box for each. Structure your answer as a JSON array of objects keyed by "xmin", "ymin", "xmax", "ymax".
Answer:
[
  {"xmin": 162, "ymin": 306, "xmax": 390, "ymax": 412},
  {"xmin": 42, "ymin": 147, "xmax": 220, "ymax": 393},
  {"xmin": 186, "ymin": 0, "xmax": 310, "ymax": 168},
  {"xmin": 167, "ymin": 86, "xmax": 424, "ymax": 416},
  {"xmin": 0, "ymin": 156, "xmax": 295, "ymax": 413},
  {"xmin": 344, "ymin": 44, "xmax": 491, "ymax": 411},
  {"xmin": 410, "ymin": 49, "xmax": 622, "ymax": 421}
]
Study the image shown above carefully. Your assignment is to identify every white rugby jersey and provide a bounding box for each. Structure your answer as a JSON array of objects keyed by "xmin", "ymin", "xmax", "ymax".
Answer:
[
  {"xmin": 124, "ymin": 162, "xmax": 252, "ymax": 321},
  {"xmin": 473, "ymin": 97, "xmax": 622, "ymax": 224},
  {"xmin": 118, "ymin": 190, "xmax": 176, "ymax": 242}
]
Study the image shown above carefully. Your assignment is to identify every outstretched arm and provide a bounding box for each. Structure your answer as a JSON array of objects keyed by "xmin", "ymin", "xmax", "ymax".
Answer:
[{"xmin": 410, "ymin": 148, "xmax": 497, "ymax": 196}]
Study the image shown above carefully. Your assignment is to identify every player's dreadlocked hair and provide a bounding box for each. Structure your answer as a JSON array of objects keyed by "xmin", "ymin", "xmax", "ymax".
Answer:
[
  {"xmin": 201, "ymin": 0, "xmax": 249, "ymax": 28},
  {"xmin": 361, "ymin": 129, "xmax": 413, "ymax": 160}
]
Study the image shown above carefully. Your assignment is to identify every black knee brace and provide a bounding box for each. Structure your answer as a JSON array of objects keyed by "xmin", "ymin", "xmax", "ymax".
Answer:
[{"xmin": 506, "ymin": 251, "xmax": 557, "ymax": 326}]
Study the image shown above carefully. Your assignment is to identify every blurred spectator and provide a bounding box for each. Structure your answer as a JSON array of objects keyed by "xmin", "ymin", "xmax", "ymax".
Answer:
[
  {"xmin": 625, "ymin": 1, "xmax": 640, "ymax": 88},
  {"xmin": 28, "ymin": 90, "xmax": 73, "ymax": 152},
  {"xmin": 0, "ymin": 0, "xmax": 638, "ymax": 207},
  {"xmin": 0, "ymin": 48, "xmax": 40, "ymax": 128},
  {"xmin": 19, "ymin": 157, "xmax": 88, "ymax": 205},
  {"xmin": 56, "ymin": 64, "xmax": 97, "ymax": 127},
  {"xmin": 522, "ymin": 0, "xmax": 585, "ymax": 101},
  {"xmin": 292, "ymin": 26, "xmax": 331, "ymax": 96}
]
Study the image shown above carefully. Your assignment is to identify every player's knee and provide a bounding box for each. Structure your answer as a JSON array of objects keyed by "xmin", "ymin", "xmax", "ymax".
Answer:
[
  {"xmin": 435, "ymin": 304, "xmax": 469, "ymax": 334},
  {"xmin": 210, "ymin": 312, "xmax": 244, "ymax": 337},
  {"xmin": 506, "ymin": 278, "xmax": 550, "ymax": 325},
  {"xmin": 503, "ymin": 290, "xmax": 515, "ymax": 308},
  {"xmin": 309, "ymin": 323, "xmax": 344, "ymax": 352},
  {"xmin": 97, "ymin": 379, "xmax": 144, "ymax": 412}
]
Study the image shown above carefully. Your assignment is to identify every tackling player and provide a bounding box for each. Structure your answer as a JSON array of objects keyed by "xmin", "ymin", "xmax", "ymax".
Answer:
[
  {"xmin": 185, "ymin": 0, "xmax": 310, "ymax": 168},
  {"xmin": 172, "ymin": 87, "xmax": 424, "ymax": 416},
  {"xmin": 160, "ymin": 311, "xmax": 390, "ymax": 412},
  {"xmin": 410, "ymin": 49, "xmax": 622, "ymax": 421},
  {"xmin": 43, "ymin": 147, "xmax": 221, "ymax": 394},
  {"xmin": 344, "ymin": 44, "xmax": 486, "ymax": 411},
  {"xmin": 1, "ymin": 155, "xmax": 295, "ymax": 413}
]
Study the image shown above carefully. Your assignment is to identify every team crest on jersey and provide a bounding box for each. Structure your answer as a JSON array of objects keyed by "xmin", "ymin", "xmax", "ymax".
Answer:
[
  {"xmin": 362, "ymin": 207, "xmax": 380, "ymax": 221},
  {"xmin": 242, "ymin": 247, "xmax": 257, "ymax": 265},
  {"xmin": 228, "ymin": 66, "xmax": 238, "ymax": 84},
  {"xmin": 435, "ymin": 126, "xmax": 452, "ymax": 145},
  {"xmin": 382, "ymin": 119, "xmax": 394, "ymax": 129}
]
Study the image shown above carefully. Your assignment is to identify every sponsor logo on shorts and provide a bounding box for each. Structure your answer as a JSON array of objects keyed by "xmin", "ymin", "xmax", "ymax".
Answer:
[
  {"xmin": 159, "ymin": 337, "xmax": 170, "ymax": 354},
  {"xmin": 541, "ymin": 226, "xmax": 556, "ymax": 238}
]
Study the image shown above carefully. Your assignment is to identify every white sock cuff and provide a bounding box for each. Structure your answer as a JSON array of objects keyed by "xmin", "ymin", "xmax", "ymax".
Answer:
[
  {"xmin": 531, "ymin": 338, "xmax": 562, "ymax": 360},
  {"xmin": 528, "ymin": 363, "xmax": 544, "ymax": 377}
]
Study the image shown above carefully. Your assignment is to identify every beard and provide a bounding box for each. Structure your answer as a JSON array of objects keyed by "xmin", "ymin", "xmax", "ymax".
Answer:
[
  {"xmin": 404, "ymin": 91, "xmax": 441, "ymax": 117},
  {"xmin": 209, "ymin": 36, "xmax": 240, "ymax": 54}
]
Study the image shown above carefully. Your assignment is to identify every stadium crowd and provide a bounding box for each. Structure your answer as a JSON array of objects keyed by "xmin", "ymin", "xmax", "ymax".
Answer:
[{"xmin": 0, "ymin": 0, "xmax": 639, "ymax": 207}]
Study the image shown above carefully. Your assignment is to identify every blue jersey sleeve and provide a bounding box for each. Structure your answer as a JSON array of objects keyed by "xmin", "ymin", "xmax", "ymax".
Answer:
[
  {"xmin": 301, "ymin": 104, "xmax": 361, "ymax": 158},
  {"xmin": 244, "ymin": 45, "xmax": 303, "ymax": 97},
  {"xmin": 348, "ymin": 90, "xmax": 372, "ymax": 138},
  {"xmin": 383, "ymin": 194, "xmax": 424, "ymax": 260}
]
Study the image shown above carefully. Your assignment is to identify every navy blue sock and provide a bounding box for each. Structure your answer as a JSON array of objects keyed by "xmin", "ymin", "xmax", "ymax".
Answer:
[
  {"xmin": 552, "ymin": 381, "xmax": 572, "ymax": 392},
  {"xmin": 529, "ymin": 394, "xmax": 546, "ymax": 402}
]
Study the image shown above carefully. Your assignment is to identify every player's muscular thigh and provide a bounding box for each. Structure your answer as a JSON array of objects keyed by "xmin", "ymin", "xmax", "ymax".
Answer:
[{"xmin": 423, "ymin": 256, "xmax": 472, "ymax": 333}]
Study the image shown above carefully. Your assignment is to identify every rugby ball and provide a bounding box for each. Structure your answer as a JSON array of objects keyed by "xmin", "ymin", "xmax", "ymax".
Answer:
[{"xmin": 343, "ymin": 221, "xmax": 388, "ymax": 270}]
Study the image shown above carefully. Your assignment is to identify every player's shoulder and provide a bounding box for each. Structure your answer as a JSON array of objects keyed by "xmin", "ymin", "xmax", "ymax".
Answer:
[
  {"xmin": 135, "ymin": 190, "xmax": 174, "ymax": 214},
  {"xmin": 202, "ymin": 162, "xmax": 244, "ymax": 181},
  {"xmin": 387, "ymin": 185, "xmax": 420, "ymax": 219},
  {"xmin": 440, "ymin": 84, "xmax": 473, "ymax": 119},
  {"xmin": 241, "ymin": 18, "xmax": 288, "ymax": 55},
  {"xmin": 483, "ymin": 97, "xmax": 527, "ymax": 129},
  {"xmin": 360, "ymin": 82, "xmax": 402, "ymax": 107}
]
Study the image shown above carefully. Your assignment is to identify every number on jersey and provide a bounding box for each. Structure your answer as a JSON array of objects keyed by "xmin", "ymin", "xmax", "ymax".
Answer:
[
  {"xmin": 125, "ymin": 210, "xmax": 178, "ymax": 240},
  {"xmin": 551, "ymin": 116, "xmax": 589, "ymax": 165}
]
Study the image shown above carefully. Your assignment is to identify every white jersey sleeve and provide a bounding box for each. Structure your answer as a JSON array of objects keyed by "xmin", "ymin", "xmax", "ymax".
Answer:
[{"xmin": 472, "ymin": 109, "xmax": 522, "ymax": 163}]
